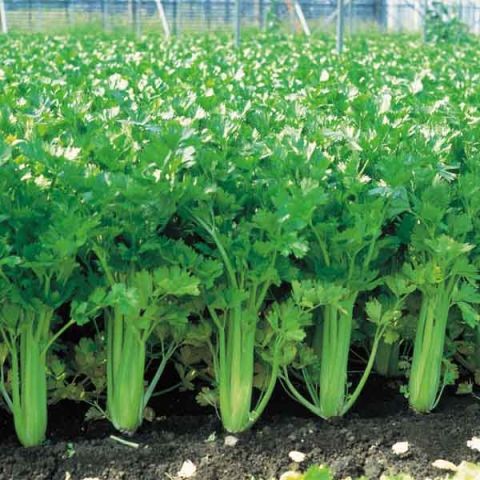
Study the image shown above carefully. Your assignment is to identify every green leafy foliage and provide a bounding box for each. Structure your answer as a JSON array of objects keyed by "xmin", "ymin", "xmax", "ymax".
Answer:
[
  {"xmin": 425, "ymin": 2, "xmax": 470, "ymax": 44},
  {"xmin": 1, "ymin": 30, "xmax": 480, "ymax": 444}
]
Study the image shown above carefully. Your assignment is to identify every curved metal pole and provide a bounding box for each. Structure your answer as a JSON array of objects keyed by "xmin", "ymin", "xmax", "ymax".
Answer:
[
  {"xmin": 0, "ymin": 0, "xmax": 8, "ymax": 33},
  {"xmin": 336, "ymin": 0, "xmax": 345, "ymax": 53},
  {"xmin": 154, "ymin": 0, "xmax": 170, "ymax": 38},
  {"xmin": 234, "ymin": 0, "xmax": 241, "ymax": 47}
]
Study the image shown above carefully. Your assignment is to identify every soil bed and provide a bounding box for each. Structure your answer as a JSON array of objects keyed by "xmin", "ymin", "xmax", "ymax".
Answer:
[{"xmin": 0, "ymin": 381, "xmax": 479, "ymax": 480}]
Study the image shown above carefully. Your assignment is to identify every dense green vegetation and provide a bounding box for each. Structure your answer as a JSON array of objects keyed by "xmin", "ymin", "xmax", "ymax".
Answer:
[{"xmin": 1, "ymin": 31, "xmax": 480, "ymax": 447}]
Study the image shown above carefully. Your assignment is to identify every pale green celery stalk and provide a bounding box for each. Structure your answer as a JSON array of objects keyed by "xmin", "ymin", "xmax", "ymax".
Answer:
[
  {"xmin": 283, "ymin": 298, "xmax": 386, "ymax": 419},
  {"xmin": 375, "ymin": 339, "xmax": 401, "ymax": 377},
  {"xmin": 217, "ymin": 306, "xmax": 255, "ymax": 432},
  {"xmin": 0, "ymin": 308, "xmax": 53, "ymax": 447},
  {"xmin": 94, "ymin": 250, "xmax": 176, "ymax": 434},
  {"xmin": 105, "ymin": 308, "xmax": 174, "ymax": 433},
  {"xmin": 106, "ymin": 309, "xmax": 145, "ymax": 433},
  {"xmin": 291, "ymin": 217, "xmax": 387, "ymax": 418},
  {"xmin": 408, "ymin": 287, "xmax": 450, "ymax": 413},
  {"xmin": 197, "ymin": 217, "xmax": 279, "ymax": 433},
  {"xmin": 319, "ymin": 300, "xmax": 355, "ymax": 418},
  {"xmin": 210, "ymin": 292, "xmax": 281, "ymax": 433}
]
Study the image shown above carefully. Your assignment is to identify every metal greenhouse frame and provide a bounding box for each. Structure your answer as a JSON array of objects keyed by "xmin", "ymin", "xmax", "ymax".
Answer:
[
  {"xmin": 1, "ymin": 0, "xmax": 480, "ymax": 41},
  {"xmin": 0, "ymin": 0, "xmax": 8, "ymax": 33}
]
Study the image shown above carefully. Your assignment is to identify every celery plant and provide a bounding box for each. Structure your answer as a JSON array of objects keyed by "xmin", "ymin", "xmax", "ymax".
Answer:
[
  {"xmin": 404, "ymin": 239, "xmax": 479, "ymax": 412},
  {"xmin": 277, "ymin": 158, "xmax": 404, "ymax": 418},
  {"xmin": 0, "ymin": 302, "xmax": 51, "ymax": 447},
  {"xmin": 189, "ymin": 211, "xmax": 310, "ymax": 432},
  {"xmin": 404, "ymin": 182, "xmax": 480, "ymax": 412},
  {"xmin": 183, "ymin": 150, "xmax": 310, "ymax": 432},
  {"xmin": 284, "ymin": 280, "xmax": 396, "ymax": 418},
  {"xmin": 285, "ymin": 276, "xmax": 415, "ymax": 417},
  {"xmin": 0, "ymin": 196, "xmax": 92, "ymax": 446},
  {"xmin": 75, "ymin": 264, "xmax": 201, "ymax": 433},
  {"xmin": 72, "ymin": 157, "xmax": 203, "ymax": 432}
]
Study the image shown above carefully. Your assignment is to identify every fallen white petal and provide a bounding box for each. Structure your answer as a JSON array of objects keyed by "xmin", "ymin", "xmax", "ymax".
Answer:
[
  {"xmin": 205, "ymin": 432, "xmax": 216, "ymax": 443},
  {"xmin": 288, "ymin": 451, "xmax": 306, "ymax": 463},
  {"xmin": 224, "ymin": 435, "xmax": 238, "ymax": 447},
  {"xmin": 177, "ymin": 460, "xmax": 197, "ymax": 478},
  {"xmin": 467, "ymin": 436, "xmax": 480, "ymax": 452},
  {"xmin": 392, "ymin": 441, "xmax": 409, "ymax": 455},
  {"xmin": 431, "ymin": 459, "xmax": 458, "ymax": 471},
  {"xmin": 279, "ymin": 471, "xmax": 302, "ymax": 480}
]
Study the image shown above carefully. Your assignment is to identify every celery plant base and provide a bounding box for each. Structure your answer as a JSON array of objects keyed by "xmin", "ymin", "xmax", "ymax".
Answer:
[
  {"xmin": 318, "ymin": 302, "xmax": 354, "ymax": 419},
  {"xmin": 107, "ymin": 315, "xmax": 147, "ymax": 434},
  {"xmin": 6, "ymin": 314, "xmax": 51, "ymax": 447},
  {"xmin": 13, "ymin": 365, "xmax": 48, "ymax": 448},
  {"xmin": 218, "ymin": 340, "xmax": 255, "ymax": 433},
  {"xmin": 216, "ymin": 310, "xmax": 264, "ymax": 433},
  {"xmin": 408, "ymin": 293, "xmax": 450, "ymax": 413},
  {"xmin": 220, "ymin": 397, "xmax": 252, "ymax": 433},
  {"xmin": 375, "ymin": 340, "xmax": 401, "ymax": 378}
]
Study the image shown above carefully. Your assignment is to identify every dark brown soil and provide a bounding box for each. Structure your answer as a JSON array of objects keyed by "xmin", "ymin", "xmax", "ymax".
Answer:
[{"xmin": 0, "ymin": 381, "xmax": 479, "ymax": 480}]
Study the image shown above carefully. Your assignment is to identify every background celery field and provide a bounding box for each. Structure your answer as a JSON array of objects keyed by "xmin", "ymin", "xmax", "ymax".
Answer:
[{"xmin": 1, "ymin": 30, "xmax": 480, "ymax": 478}]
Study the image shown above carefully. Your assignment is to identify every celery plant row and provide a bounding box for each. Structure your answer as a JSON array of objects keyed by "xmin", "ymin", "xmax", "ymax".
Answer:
[{"xmin": 1, "ymin": 32, "xmax": 480, "ymax": 446}]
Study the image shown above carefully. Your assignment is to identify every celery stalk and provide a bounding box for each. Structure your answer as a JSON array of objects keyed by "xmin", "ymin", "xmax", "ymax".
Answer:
[
  {"xmin": 1, "ymin": 308, "xmax": 52, "ymax": 447},
  {"xmin": 217, "ymin": 308, "xmax": 256, "ymax": 432},
  {"xmin": 408, "ymin": 290, "xmax": 450, "ymax": 413},
  {"xmin": 106, "ymin": 310, "xmax": 146, "ymax": 433},
  {"xmin": 318, "ymin": 300, "xmax": 354, "ymax": 418},
  {"xmin": 375, "ymin": 340, "xmax": 401, "ymax": 378}
]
